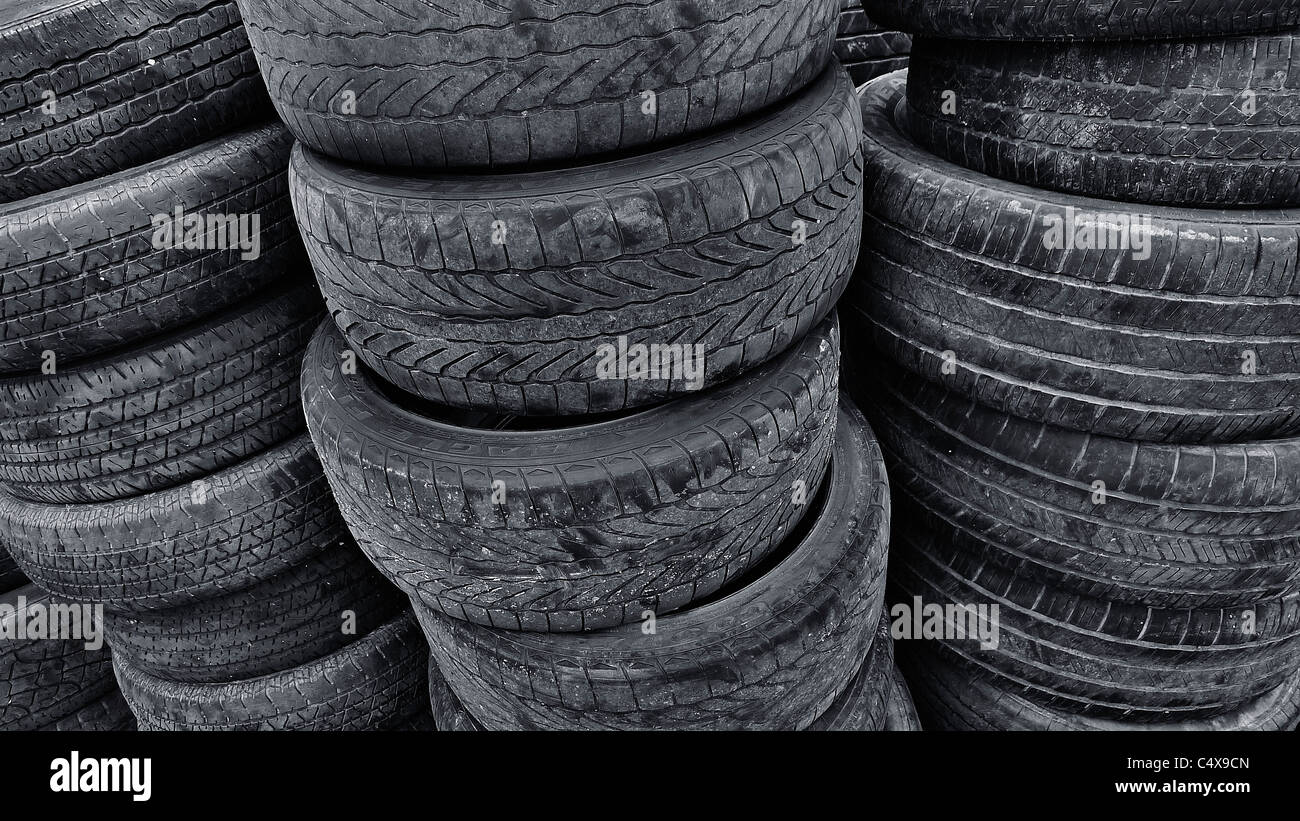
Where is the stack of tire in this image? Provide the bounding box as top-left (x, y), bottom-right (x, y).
top-left (236, 0), bottom-right (920, 729)
top-left (835, 0), bottom-right (911, 88)
top-left (0, 0), bottom-right (427, 731)
top-left (845, 0), bottom-right (1300, 729)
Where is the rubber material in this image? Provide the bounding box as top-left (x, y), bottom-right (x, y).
top-left (238, 0), bottom-right (839, 169)
top-left (808, 611), bottom-right (895, 730)
top-left (0, 541), bottom-right (23, 592)
top-left (837, 0), bottom-right (911, 86)
top-left (304, 315), bottom-right (839, 633)
top-left (883, 664), bottom-right (922, 730)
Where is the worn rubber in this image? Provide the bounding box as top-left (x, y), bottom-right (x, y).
top-left (0, 281), bottom-right (322, 504)
top-left (46, 687), bottom-right (137, 731)
top-left (837, 0), bottom-right (911, 86)
top-left (0, 0), bottom-right (271, 202)
top-left (291, 65), bottom-right (861, 415)
top-left (305, 316), bottom-right (839, 633)
top-left (0, 433), bottom-right (348, 612)
top-left (847, 72), bottom-right (1300, 444)
top-left (860, 0), bottom-right (1300, 39)
top-left (890, 522), bottom-right (1300, 720)
top-left (114, 611), bottom-right (429, 730)
top-left (103, 540), bottom-right (404, 683)
top-left (0, 541), bottom-right (23, 592)
top-left (428, 658), bottom-right (481, 732)
top-left (415, 400), bottom-right (890, 730)
top-left (808, 611), bottom-right (895, 730)
top-left (903, 643), bottom-right (1300, 730)
top-left (1, 583), bottom-right (115, 730)
top-left (853, 367), bottom-right (1300, 609)
top-left (0, 122), bottom-right (301, 375)
top-left (238, 0), bottom-right (839, 169)
top-left (883, 664), bottom-right (922, 730)
top-left (906, 34), bottom-right (1300, 207)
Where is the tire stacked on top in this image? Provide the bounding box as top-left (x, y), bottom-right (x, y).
top-left (835, 0), bottom-right (911, 88)
top-left (0, 0), bottom-right (426, 731)
top-left (844, 2), bottom-right (1300, 729)
top-left (237, 0), bottom-right (917, 729)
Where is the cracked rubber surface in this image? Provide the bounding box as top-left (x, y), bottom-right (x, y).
top-left (0, 0), bottom-right (271, 201)
top-left (114, 610), bottom-right (430, 730)
top-left (903, 643), bottom-right (1300, 730)
top-left (0, 433), bottom-right (349, 612)
top-left (0, 280), bottom-right (323, 504)
top-left (415, 400), bottom-right (890, 730)
top-left (1, 583), bottom-right (115, 730)
top-left (428, 658), bottom-right (481, 732)
top-left (103, 539), bottom-right (404, 683)
top-left (906, 34), bottom-right (1300, 207)
top-left (292, 64), bottom-right (862, 415)
top-left (807, 610), bottom-right (895, 730)
top-left (305, 316), bottom-right (840, 633)
top-left (0, 541), bottom-right (23, 592)
top-left (883, 663), bottom-right (921, 730)
top-left (860, 0), bottom-right (1300, 39)
top-left (0, 122), bottom-right (300, 374)
top-left (853, 366), bottom-right (1300, 609)
top-left (237, 0), bottom-right (839, 169)
top-left (47, 687), bottom-right (137, 731)
top-left (836, 0), bottom-right (911, 86)
top-left (847, 72), bottom-right (1300, 444)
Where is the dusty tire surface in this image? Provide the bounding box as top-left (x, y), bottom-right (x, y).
top-left (860, 0), bottom-right (1300, 39)
top-left (906, 34), bottom-right (1300, 207)
top-left (836, 1), bottom-right (911, 86)
top-left (293, 65), bottom-right (862, 415)
top-left (103, 541), bottom-right (404, 683)
top-left (848, 71), bottom-right (1300, 444)
top-left (415, 400), bottom-right (890, 730)
top-left (807, 610), bottom-right (895, 730)
top-left (238, 0), bottom-right (839, 169)
top-left (0, 0), bottom-right (270, 201)
top-left (0, 433), bottom-right (348, 612)
top-left (428, 659), bottom-right (481, 732)
top-left (0, 542), bottom-right (23, 592)
top-left (114, 611), bottom-right (429, 730)
top-left (853, 367), bottom-right (1300, 609)
top-left (0, 123), bottom-right (300, 374)
top-left (305, 316), bottom-right (839, 633)
top-left (46, 688), bottom-right (137, 731)
top-left (0, 281), bottom-right (323, 504)
top-left (1, 583), bottom-right (114, 730)
top-left (882, 664), bottom-right (921, 730)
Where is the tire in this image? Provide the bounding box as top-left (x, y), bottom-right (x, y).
top-left (903, 643), bottom-right (1300, 731)
top-left (1, 583), bottom-right (115, 730)
top-left (0, 281), bottom-right (322, 504)
top-left (304, 315), bottom-right (840, 633)
top-left (0, 433), bottom-right (346, 612)
top-left (836, 1), bottom-right (912, 86)
top-left (859, 0), bottom-right (1300, 39)
top-left (890, 522), bottom-right (1300, 720)
top-left (0, 0), bottom-right (271, 202)
top-left (114, 611), bottom-right (429, 730)
top-left (847, 71), bottom-right (1300, 444)
top-left (103, 540), bottom-right (404, 683)
top-left (414, 399), bottom-right (890, 730)
top-left (807, 611), bottom-right (895, 730)
top-left (47, 688), bottom-right (137, 731)
top-left (237, 0), bottom-right (840, 169)
top-left (0, 122), bottom-right (301, 375)
top-left (882, 664), bottom-right (922, 730)
top-left (906, 35), bottom-right (1300, 207)
top-left (428, 659), bottom-right (481, 732)
top-left (853, 367), bottom-right (1300, 609)
top-left (0, 542), bottom-right (23, 593)
top-left (292, 64), bottom-right (862, 415)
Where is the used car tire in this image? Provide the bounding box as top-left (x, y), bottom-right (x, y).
top-left (0, 281), bottom-right (323, 504)
top-left (0, 0), bottom-right (270, 201)
top-left (414, 399), bottom-right (890, 730)
top-left (0, 123), bottom-right (300, 374)
top-left (882, 664), bottom-right (922, 730)
top-left (292, 65), bottom-right (862, 415)
top-left (237, 0), bottom-right (839, 169)
top-left (847, 71), bottom-right (1300, 444)
top-left (836, 0), bottom-right (911, 86)
top-left (303, 315), bottom-right (840, 632)
top-left (906, 34), bottom-right (1300, 207)
top-left (807, 611), bottom-right (896, 730)
top-left (0, 542), bottom-right (23, 593)
top-left (48, 688), bottom-right (137, 731)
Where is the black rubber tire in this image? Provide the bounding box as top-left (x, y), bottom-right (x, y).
top-left (0, 0), bottom-right (271, 202)
top-left (0, 281), bottom-right (322, 504)
top-left (890, 522), bottom-right (1300, 720)
top-left (837, 0), bottom-right (911, 86)
top-left (0, 433), bottom-right (347, 612)
top-left (237, 0), bottom-right (839, 170)
top-left (1, 583), bottom-right (115, 730)
top-left (0, 541), bottom-right (23, 593)
top-left (114, 611), bottom-right (429, 730)
top-left (305, 315), bottom-right (839, 633)
top-left (428, 659), bottom-right (481, 732)
top-left (103, 540), bottom-right (404, 683)
top-left (860, 0), bottom-right (1300, 39)
top-left (415, 399), bottom-right (890, 730)
top-left (47, 688), bottom-right (137, 731)
top-left (848, 71), bottom-right (1300, 444)
top-left (0, 122), bottom-right (301, 375)
top-left (853, 367), bottom-right (1300, 609)
top-left (291, 65), bottom-right (861, 416)
top-left (882, 664), bottom-right (922, 730)
top-left (903, 643), bottom-right (1300, 731)
top-left (807, 611), bottom-right (895, 730)
top-left (906, 35), bottom-right (1300, 207)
